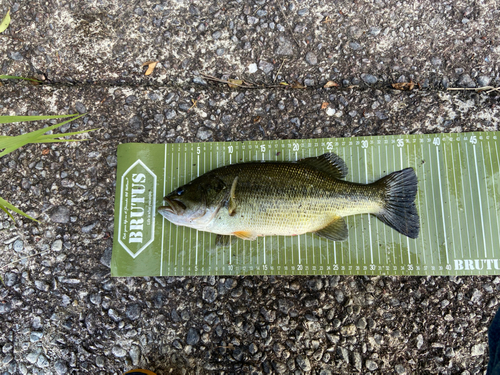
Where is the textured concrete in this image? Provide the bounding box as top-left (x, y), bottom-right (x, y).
top-left (1, 0), bottom-right (499, 374)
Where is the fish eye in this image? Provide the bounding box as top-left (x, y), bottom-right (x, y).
top-left (176, 187), bottom-right (185, 196)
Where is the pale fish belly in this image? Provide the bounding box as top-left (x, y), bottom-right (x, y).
top-left (204, 195), bottom-right (382, 237)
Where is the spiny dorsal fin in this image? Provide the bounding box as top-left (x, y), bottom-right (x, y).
top-left (228, 176), bottom-right (238, 216)
top-left (314, 216), bottom-right (348, 241)
top-left (297, 153), bottom-right (348, 179)
top-left (215, 234), bottom-right (234, 247)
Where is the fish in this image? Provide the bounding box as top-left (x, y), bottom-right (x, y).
top-left (158, 152), bottom-right (419, 246)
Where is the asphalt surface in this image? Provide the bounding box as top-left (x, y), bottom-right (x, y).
top-left (1, 0), bottom-right (500, 374)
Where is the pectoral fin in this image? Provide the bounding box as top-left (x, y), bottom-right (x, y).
top-left (215, 234), bottom-right (234, 247)
top-left (232, 230), bottom-right (257, 241)
top-left (228, 176), bottom-right (238, 216)
top-left (315, 216), bottom-right (348, 241)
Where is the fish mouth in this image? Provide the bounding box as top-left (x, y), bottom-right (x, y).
top-left (158, 197), bottom-right (186, 216)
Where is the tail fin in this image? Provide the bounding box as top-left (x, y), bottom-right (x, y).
top-left (374, 168), bottom-right (420, 239)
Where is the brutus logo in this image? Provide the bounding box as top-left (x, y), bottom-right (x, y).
top-left (454, 259), bottom-right (500, 271)
top-left (118, 159), bottom-right (156, 258)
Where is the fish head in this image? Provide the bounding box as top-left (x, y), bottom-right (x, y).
top-left (158, 174), bottom-right (227, 228)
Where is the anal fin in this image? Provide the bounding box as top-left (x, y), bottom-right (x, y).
top-left (232, 230), bottom-right (257, 241)
top-left (215, 234), bottom-right (234, 247)
top-left (314, 216), bottom-right (348, 241)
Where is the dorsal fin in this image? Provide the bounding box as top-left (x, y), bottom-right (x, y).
top-left (297, 153), bottom-right (348, 179)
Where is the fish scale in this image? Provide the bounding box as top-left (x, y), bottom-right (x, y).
top-left (111, 131), bottom-right (500, 277)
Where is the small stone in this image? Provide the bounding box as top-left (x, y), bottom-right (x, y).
top-left (349, 26), bottom-right (363, 39)
top-left (4, 272), bottom-right (17, 287)
top-left (0, 303), bottom-right (12, 314)
top-left (212, 30), bottom-right (222, 39)
top-left (248, 63), bottom-right (258, 73)
top-left (125, 303), bottom-right (141, 320)
top-left (369, 26), bottom-right (381, 36)
top-left (50, 206), bottom-right (70, 224)
top-left (356, 317), bottom-right (367, 329)
top-left (75, 102), bottom-right (86, 114)
top-left (202, 286), bottom-right (217, 303)
top-left (247, 16), bottom-right (259, 25)
top-left (54, 360), bottom-right (68, 374)
top-left (108, 309), bottom-right (121, 322)
top-left (95, 356), bottom-right (105, 367)
top-left (361, 74), bottom-right (378, 84)
top-left (445, 347), bottom-right (455, 357)
top-left (165, 109), bottom-right (176, 120)
top-left (112, 346), bottom-right (127, 358)
top-left (431, 57), bottom-right (442, 66)
top-left (297, 8), bottom-right (309, 16)
top-left (259, 61), bottom-right (274, 74)
top-left (100, 247), bottom-right (112, 268)
top-left (13, 239), bottom-right (23, 252)
top-left (471, 343), bottom-right (485, 356)
top-left (304, 78), bottom-right (315, 86)
top-left (82, 221), bottom-right (97, 233)
top-left (395, 364), bottom-right (406, 374)
top-left (305, 52), bottom-right (317, 65)
top-left (30, 331), bottom-right (43, 342)
top-left (35, 280), bottom-right (49, 292)
top-left (276, 37), bottom-right (294, 56)
top-left (353, 351), bottom-right (362, 371)
top-left (129, 346), bottom-right (141, 366)
top-left (26, 352), bottom-right (40, 364)
top-left (186, 328), bottom-right (200, 345)
top-left (125, 95), bottom-right (137, 104)
top-left (9, 51), bottom-right (24, 61)
top-left (51, 240), bottom-right (63, 252)
top-left (471, 289), bottom-right (482, 303)
top-left (193, 76), bottom-right (207, 85)
top-left (349, 42), bottom-right (362, 50)
top-left (366, 359), bottom-right (378, 371)
top-left (296, 355), bottom-right (311, 371)
top-left (106, 155), bottom-right (117, 167)
top-left (326, 107), bottom-right (336, 116)
top-left (416, 334), bottom-right (424, 349)
top-left (457, 74), bottom-right (475, 88)
top-left (334, 289), bottom-right (345, 303)
top-left (341, 324), bottom-right (356, 337)
top-left (248, 343), bottom-right (258, 355)
top-left (196, 127), bottom-right (213, 140)
top-left (216, 48), bottom-right (225, 56)
top-left (260, 307), bottom-right (276, 322)
top-left (37, 354), bottom-right (50, 368)
top-left (477, 75), bottom-right (491, 87)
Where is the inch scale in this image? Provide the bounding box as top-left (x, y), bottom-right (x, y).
top-left (111, 131), bottom-right (500, 277)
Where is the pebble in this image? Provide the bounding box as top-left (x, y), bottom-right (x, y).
top-left (95, 356), bottom-right (105, 367)
top-left (477, 75), bottom-right (491, 86)
top-left (216, 48), bottom-right (225, 56)
top-left (193, 77), bottom-right (207, 85)
top-left (9, 51), bottom-right (24, 61)
top-left (416, 334), bottom-right (424, 349)
top-left (471, 343), bottom-right (485, 356)
top-left (366, 359), bottom-right (378, 371)
top-left (305, 52), bottom-right (317, 65)
top-left (13, 239), bottom-right (24, 252)
top-left (248, 63), bottom-right (258, 73)
top-left (75, 102), bottom-right (86, 113)
top-left (395, 364), bottom-right (406, 374)
top-left (353, 351), bottom-right (362, 371)
top-left (50, 206), bottom-right (70, 224)
top-left (129, 346), bottom-right (141, 365)
top-left (112, 346), bottom-right (127, 358)
top-left (326, 107), bottom-right (336, 116)
top-left (37, 354), bottom-right (50, 368)
top-left (276, 37), bottom-right (294, 55)
top-left (51, 240), bottom-right (63, 252)
top-left (196, 127), bottom-right (213, 140)
top-left (203, 286), bottom-right (217, 303)
top-left (54, 360), bottom-right (68, 375)
top-left (165, 109), bottom-right (176, 120)
top-left (26, 351), bottom-right (40, 364)
top-left (431, 57), bottom-right (442, 66)
top-left (35, 280), bottom-right (49, 292)
top-left (457, 74), bottom-right (475, 88)
top-left (106, 155), bottom-right (118, 167)
top-left (30, 331), bottom-right (43, 342)
top-left (304, 78), bottom-right (315, 86)
top-left (126, 303), bottom-right (141, 320)
top-left (4, 272), bottom-right (17, 287)
top-left (297, 8), bottom-right (309, 16)
top-left (296, 355), bottom-right (311, 371)
top-left (186, 328), bottom-right (200, 345)
top-left (361, 74), bottom-right (378, 84)
top-left (259, 61), bottom-right (274, 74)
top-left (369, 26), bottom-right (381, 36)
top-left (212, 30), bottom-right (222, 40)
top-left (82, 221), bottom-right (98, 233)
top-left (341, 324), bottom-right (356, 337)
top-left (349, 42), bottom-right (362, 50)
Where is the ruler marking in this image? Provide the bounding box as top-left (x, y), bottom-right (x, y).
top-left (422, 143), bottom-right (433, 266)
top-left (457, 143), bottom-right (472, 259)
top-left (481, 144), bottom-right (495, 258)
top-left (354, 144), bottom-right (359, 266)
top-left (414, 143), bottom-right (424, 265)
top-left (435, 142), bottom-right (449, 264)
top-left (160, 144), bottom-right (167, 276)
top-left (428, 143), bottom-right (441, 264)
top-left (473, 143), bottom-right (487, 258)
top-left (489, 142), bottom-right (500, 250)
top-left (443, 141), bottom-right (457, 263)
top-left (465, 141), bottom-right (479, 257)
top-left (450, 140), bottom-right (464, 258)
top-left (400, 144), bottom-right (411, 266)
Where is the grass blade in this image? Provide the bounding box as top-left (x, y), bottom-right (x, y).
top-left (0, 75), bottom-right (41, 83)
top-left (0, 197), bottom-right (38, 222)
top-left (0, 114), bottom-right (86, 158)
top-left (0, 114), bottom-right (79, 124)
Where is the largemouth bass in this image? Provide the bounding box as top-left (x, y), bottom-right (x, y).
top-left (158, 153), bottom-right (419, 245)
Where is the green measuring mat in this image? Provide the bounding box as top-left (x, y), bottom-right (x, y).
top-left (111, 131), bottom-right (500, 277)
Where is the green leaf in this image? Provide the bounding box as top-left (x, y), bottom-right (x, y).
top-left (0, 114), bottom-right (86, 158)
top-left (0, 75), bottom-right (41, 83)
top-left (0, 114), bottom-right (78, 124)
top-left (0, 196), bottom-right (38, 222)
top-left (0, 9), bottom-right (10, 33)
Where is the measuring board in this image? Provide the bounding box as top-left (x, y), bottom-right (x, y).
top-left (111, 131), bottom-right (500, 277)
